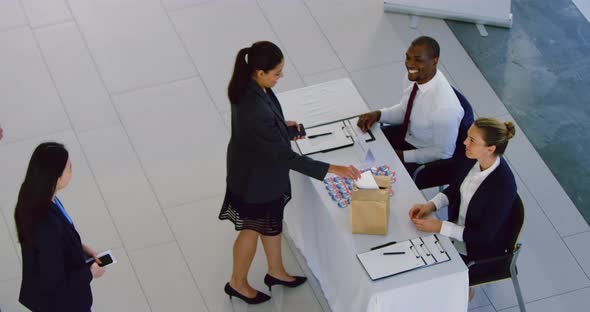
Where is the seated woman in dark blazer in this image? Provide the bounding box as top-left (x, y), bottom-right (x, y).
top-left (219, 41), bottom-right (361, 304)
top-left (408, 117), bottom-right (517, 301)
top-left (15, 142), bottom-right (105, 312)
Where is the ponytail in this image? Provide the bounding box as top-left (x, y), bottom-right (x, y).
top-left (228, 48), bottom-right (252, 105)
top-left (227, 41), bottom-right (284, 105)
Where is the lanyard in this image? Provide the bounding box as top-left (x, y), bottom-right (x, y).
top-left (53, 197), bottom-right (73, 225)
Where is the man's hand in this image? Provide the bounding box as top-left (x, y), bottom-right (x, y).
top-left (356, 111), bottom-right (381, 133)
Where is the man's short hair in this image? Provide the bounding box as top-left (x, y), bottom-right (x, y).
top-left (411, 36), bottom-right (440, 59)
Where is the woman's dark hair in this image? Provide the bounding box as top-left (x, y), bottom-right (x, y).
top-left (15, 142), bottom-right (69, 247)
top-left (228, 41), bottom-right (284, 105)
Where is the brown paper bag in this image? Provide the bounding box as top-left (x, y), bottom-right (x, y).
top-left (350, 176), bottom-right (391, 235)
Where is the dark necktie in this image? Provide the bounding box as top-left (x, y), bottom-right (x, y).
top-left (401, 83), bottom-right (419, 138)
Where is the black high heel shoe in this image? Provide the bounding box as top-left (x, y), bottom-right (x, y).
top-left (264, 274), bottom-right (307, 292)
top-left (224, 283), bottom-right (270, 304)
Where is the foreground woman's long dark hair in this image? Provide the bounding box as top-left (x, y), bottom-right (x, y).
top-left (15, 142), bottom-right (68, 247)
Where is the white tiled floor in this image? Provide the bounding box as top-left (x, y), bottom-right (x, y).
top-left (0, 0), bottom-right (588, 311)
top-left (20, 0), bottom-right (72, 29)
top-left (0, 0), bottom-right (28, 32)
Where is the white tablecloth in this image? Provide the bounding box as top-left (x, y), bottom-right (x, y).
top-left (278, 79), bottom-right (469, 312)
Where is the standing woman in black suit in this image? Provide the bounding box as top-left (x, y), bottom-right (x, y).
top-left (15, 142), bottom-right (105, 311)
top-left (219, 41), bottom-right (361, 304)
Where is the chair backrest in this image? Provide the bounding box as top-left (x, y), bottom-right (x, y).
top-left (452, 88), bottom-right (474, 159)
top-left (506, 194), bottom-right (525, 252)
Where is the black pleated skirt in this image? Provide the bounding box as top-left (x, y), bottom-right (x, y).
top-left (218, 188), bottom-right (291, 236)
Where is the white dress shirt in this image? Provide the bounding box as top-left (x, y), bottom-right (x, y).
top-left (380, 70), bottom-right (464, 164)
top-left (430, 156), bottom-right (501, 255)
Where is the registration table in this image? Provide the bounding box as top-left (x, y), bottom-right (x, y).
top-left (277, 79), bottom-right (468, 312)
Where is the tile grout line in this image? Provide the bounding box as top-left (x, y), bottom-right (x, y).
top-left (419, 19), bottom-right (590, 310)
top-left (52, 1), bottom-right (185, 310)
top-left (128, 1), bottom-right (238, 310)
top-left (255, 0), bottom-right (340, 83)
top-left (124, 239), bottom-right (177, 254)
top-left (563, 242), bottom-right (590, 281)
top-left (300, 0), bottom-right (350, 77)
top-left (501, 127), bottom-right (590, 240)
top-left (0, 23), bottom-right (30, 34)
top-left (29, 18), bottom-right (75, 30)
top-left (255, 3), bottom-right (336, 310)
top-left (30, 14), bottom-right (158, 312)
top-left (255, 0), bottom-right (306, 92)
top-left (253, 3), bottom-right (338, 308)
top-left (0, 206), bottom-right (22, 275)
top-left (0, 0), bottom-right (42, 276)
top-left (480, 286), bottom-right (498, 312)
top-left (0, 127), bottom-right (71, 147)
top-left (161, 192), bottom-right (226, 212)
top-left (160, 0), bottom-right (230, 134)
top-left (0, 0), bottom-right (30, 36)
top-left (299, 0), bottom-right (407, 109)
top-left (163, 0), bottom-right (216, 13)
top-left (503, 156), bottom-right (590, 284)
top-left (495, 285), bottom-right (590, 311)
top-left (469, 304), bottom-right (495, 312)
top-left (283, 226), bottom-right (332, 312)
top-left (562, 229), bottom-right (590, 239)
top-left (110, 74), bottom-right (200, 97)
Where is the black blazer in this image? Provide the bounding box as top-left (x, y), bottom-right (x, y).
top-left (226, 81), bottom-right (329, 203)
top-left (19, 202), bottom-right (93, 312)
top-left (443, 157), bottom-right (517, 260)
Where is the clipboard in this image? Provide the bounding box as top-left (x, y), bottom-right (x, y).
top-left (357, 234), bottom-right (451, 281)
top-left (295, 117), bottom-right (375, 155)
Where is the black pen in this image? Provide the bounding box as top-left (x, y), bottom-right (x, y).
top-left (383, 252), bottom-right (406, 255)
top-left (370, 241), bottom-right (397, 250)
top-left (308, 132), bottom-right (333, 139)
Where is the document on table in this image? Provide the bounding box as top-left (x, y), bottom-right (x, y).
top-left (357, 234), bottom-right (451, 281)
top-left (348, 116), bottom-right (376, 143)
top-left (295, 117), bottom-right (375, 156)
top-left (296, 121), bottom-right (354, 155)
top-left (356, 171), bottom-right (379, 189)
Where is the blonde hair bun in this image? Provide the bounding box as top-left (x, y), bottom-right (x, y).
top-left (504, 121), bottom-right (516, 140)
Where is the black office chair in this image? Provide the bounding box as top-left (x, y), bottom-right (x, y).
top-left (412, 88), bottom-right (474, 189)
top-left (467, 194), bottom-right (527, 312)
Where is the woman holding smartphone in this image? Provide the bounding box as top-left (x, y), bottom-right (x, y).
top-left (15, 142), bottom-right (105, 311)
top-left (219, 41), bottom-right (360, 304)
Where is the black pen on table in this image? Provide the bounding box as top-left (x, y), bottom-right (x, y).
top-left (370, 241), bottom-right (397, 250)
top-left (307, 132), bottom-right (333, 139)
top-left (383, 252), bottom-right (406, 255)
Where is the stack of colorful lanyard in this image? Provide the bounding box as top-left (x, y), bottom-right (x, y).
top-left (322, 165), bottom-right (397, 208)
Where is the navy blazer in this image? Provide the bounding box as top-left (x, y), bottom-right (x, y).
top-left (443, 157), bottom-right (517, 260)
top-left (226, 81), bottom-right (329, 203)
top-left (19, 202), bottom-right (93, 312)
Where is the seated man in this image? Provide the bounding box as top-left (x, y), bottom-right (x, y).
top-left (357, 36), bottom-right (464, 176)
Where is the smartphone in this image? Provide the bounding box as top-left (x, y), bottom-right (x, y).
top-left (86, 250), bottom-right (117, 267)
top-left (287, 124), bottom-right (306, 139)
